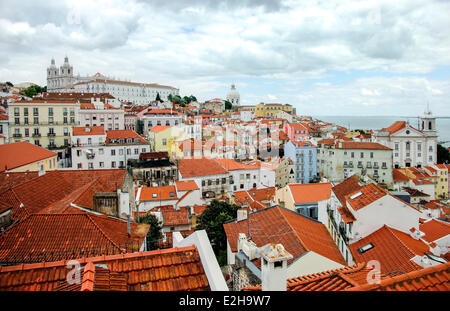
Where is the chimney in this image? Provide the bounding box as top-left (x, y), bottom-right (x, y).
top-left (409, 227), bottom-right (421, 240)
top-left (260, 243), bottom-right (293, 291)
top-left (237, 208), bottom-right (247, 221)
top-left (429, 242), bottom-right (441, 256)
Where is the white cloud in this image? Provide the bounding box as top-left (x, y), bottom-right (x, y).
top-left (0, 0), bottom-right (449, 114)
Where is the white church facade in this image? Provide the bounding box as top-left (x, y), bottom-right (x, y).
top-left (46, 56), bottom-right (179, 105)
top-left (375, 108), bottom-right (438, 168)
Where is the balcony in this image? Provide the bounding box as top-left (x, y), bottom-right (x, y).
top-left (373, 163), bottom-right (379, 169)
top-left (13, 133), bottom-right (22, 138)
top-left (357, 163), bottom-right (363, 169)
top-left (32, 133), bottom-right (41, 137)
top-left (366, 163), bottom-right (372, 168)
top-left (47, 133), bottom-right (56, 137)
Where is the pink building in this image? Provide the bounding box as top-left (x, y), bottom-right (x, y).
top-left (283, 123), bottom-right (309, 142)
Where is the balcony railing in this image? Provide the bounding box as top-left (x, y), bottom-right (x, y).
top-left (13, 133), bottom-right (22, 137)
top-left (47, 133), bottom-right (56, 137)
top-left (32, 133), bottom-right (41, 137)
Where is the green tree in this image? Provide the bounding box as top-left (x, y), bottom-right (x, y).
top-left (189, 95), bottom-right (197, 102)
top-left (224, 100), bottom-right (232, 110)
top-left (5, 81), bottom-right (13, 87)
top-left (183, 96), bottom-right (191, 104)
top-left (155, 92), bottom-right (162, 102)
top-left (196, 200), bottom-right (239, 266)
top-left (437, 144), bottom-right (450, 164)
top-left (138, 214), bottom-right (163, 251)
top-left (167, 94), bottom-right (173, 102)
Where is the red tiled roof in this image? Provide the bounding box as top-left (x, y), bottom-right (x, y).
top-left (349, 225), bottom-right (428, 274)
top-left (393, 169), bottom-right (410, 182)
top-left (382, 121), bottom-right (407, 135)
top-left (0, 171), bottom-right (39, 194)
top-left (288, 183), bottom-right (333, 204)
top-left (136, 186), bottom-right (178, 201)
top-left (340, 142), bottom-right (392, 150)
top-left (214, 158), bottom-right (259, 171)
top-left (106, 130), bottom-right (147, 143)
top-left (224, 206), bottom-right (346, 266)
top-left (0, 142), bottom-right (57, 172)
top-left (72, 126), bottom-right (105, 136)
top-left (332, 175), bottom-right (361, 206)
top-left (345, 183), bottom-right (387, 211)
top-left (347, 261), bottom-right (450, 291)
top-left (178, 158), bottom-right (228, 178)
top-left (0, 169), bottom-right (126, 219)
top-left (0, 245), bottom-right (209, 291)
top-left (420, 219), bottom-right (450, 243)
top-left (175, 180), bottom-right (199, 191)
top-left (161, 206), bottom-right (190, 226)
top-left (0, 213), bottom-right (149, 265)
top-left (150, 125), bottom-right (171, 133)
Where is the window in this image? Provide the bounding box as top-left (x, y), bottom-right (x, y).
top-left (23, 108), bottom-right (28, 116)
top-left (127, 149), bottom-right (131, 155)
top-left (119, 149), bottom-right (124, 155)
top-left (111, 161), bottom-right (116, 168)
top-left (14, 107), bottom-right (19, 116)
top-left (351, 152), bottom-right (354, 158)
top-left (162, 138), bottom-right (167, 146)
top-left (48, 107), bottom-right (53, 116)
top-left (33, 108), bottom-right (38, 115)
top-left (24, 128), bottom-right (29, 137)
top-left (88, 163), bottom-right (94, 169)
top-left (111, 149), bottom-right (116, 156)
top-left (99, 162), bottom-right (104, 168)
top-left (34, 117), bottom-right (39, 124)
top-left (14, 117), bottom-right (19, 125)
top-left (134, 148), bottom-right (138, 155)
top-left (358, 243), bottom-right (374, 254)
top-left (360, 152), bottom-right (364, 158)
top-left (77, 163), bottom-right (82, 169)
top-left (70, 117), bottom-right (75, 124)
top-left (99, 148), bottom-right (104, 155)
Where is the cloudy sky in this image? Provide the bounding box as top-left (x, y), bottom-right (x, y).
top-left (1, 0), bottom-right (450, 116)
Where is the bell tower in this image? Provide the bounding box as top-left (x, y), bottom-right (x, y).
top-left (420, 104), bottom-right (436, 136)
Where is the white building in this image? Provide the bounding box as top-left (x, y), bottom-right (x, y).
top-left (141, 109), bottom-right (185, 136)
top-left (71, 127), bottom-right (150, 170)
top-left (79, 98), bottom-right (125, 131)
top-left (317, 140), bottom-right (393, 186)
top-left (375, 109), bottom-right (437, 168)
top-left (47, 57), bottom-right (179, 105)
top-left (226, 84), bottom-right (240, 106)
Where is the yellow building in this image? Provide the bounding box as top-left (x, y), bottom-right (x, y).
top-left (8, 99), bottom-right (80, 150)
top-left (434, 164), bottom-right (448, 199)
top-left (0, 141), bottom-right (58, 172)
top-left (254, 103), bottom-right (294, 118)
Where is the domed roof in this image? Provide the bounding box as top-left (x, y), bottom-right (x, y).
top-left (226, 84), bottom-right (240, 98)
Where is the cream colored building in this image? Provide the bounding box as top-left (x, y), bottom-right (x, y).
top-left (8, 99), bottom-right (80, 153)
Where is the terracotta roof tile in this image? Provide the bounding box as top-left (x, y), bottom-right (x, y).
top-left (288, 183), bottom-right (333, 204)
top-left (349, 225), bottom-right (428, 274)
top-left (381, 121), bottom-right (407, 135)
top-left (0, 169), bottom-right (126, 221)
top-left (178, 158), bottom-right (228, 178)
top-left (136, 186), bottom-right (178, 201)
top-left (106, 130), bottom-right (147, 143)
top-left (224, 206), bottom-right (346, 266)
top-left (175, 180), bottom-right (199, 191)
top-left (72, 126), bottom-right (105, 136)
top-left (345, 183), bottom-right (387, 211)
top-left (0, 246), bottom-right (209, 291)
top-left (0, 142), bottom-right (57, 172)
top-left (0, 213), bottom-right (149, 265)
top-left (419, 219), bottom-right (450, 243)
top-left (347, 261), bottom-right (450, 291)
top-left (160, 206), bottom-right (190, 226)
